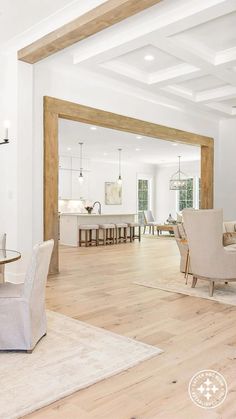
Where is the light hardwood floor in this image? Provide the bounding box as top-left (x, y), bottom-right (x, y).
top-left (26, 237), bottom-right (236, 419)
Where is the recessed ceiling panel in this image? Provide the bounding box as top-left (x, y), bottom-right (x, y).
top-left (173, 12), bottom-right (236, 52)
top-left (114, 44), bottom-right (183, 73)
top-left (176, 75), bottom-right (226, 93)
top-left (219, 98), bottom-right (236, 108)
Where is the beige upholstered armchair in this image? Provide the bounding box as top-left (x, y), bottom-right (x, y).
top-left (173, 224), bottom-right (190, 275)
top-left (183, 209), bottom-right (236, 296)
top-left (0, 240), bottom-right (54, 352)
top-left (0, 233), bottom-right (6, 283)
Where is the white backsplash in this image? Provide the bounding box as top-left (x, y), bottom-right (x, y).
top-left (59, 199), bottom-right (86, 213)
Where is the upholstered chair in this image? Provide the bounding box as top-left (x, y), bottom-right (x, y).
top-left (183, 209), bottom-right (236, 296)
top-left (0, 233), bottom-right (6, 283)
top-left (0, 240), bottom-right (54, 352)
top-left (173, 224), bottom-right (191, 275)
top-left (143, 210), bottom-right (159, 234)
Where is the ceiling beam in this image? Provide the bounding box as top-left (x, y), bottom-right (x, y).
top-left (18, 0), bottom-right (162, 64)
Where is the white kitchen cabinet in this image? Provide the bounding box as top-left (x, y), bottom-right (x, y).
top-left (59, 156), bottom-right (71, 170)
top-left (71, 157), bottom-right (80, 170)
top-left (59, 169), bottom-right (72, 199)
top-left (59, 155), bottom-right (90, 200)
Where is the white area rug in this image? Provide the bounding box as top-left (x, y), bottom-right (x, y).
top-left (134, 273), bottom-right (236, 306)
top-left (0, 311), bottom-right (162, 419)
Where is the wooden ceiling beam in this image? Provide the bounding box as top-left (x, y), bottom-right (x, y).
top-left (18, 0), bottom-right (162, 64)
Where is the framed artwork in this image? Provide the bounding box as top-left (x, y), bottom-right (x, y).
top-left (105, 182), bottom-right (122, 205)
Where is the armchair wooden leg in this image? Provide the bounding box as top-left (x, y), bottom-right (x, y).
top-left (209, 281), bottom-right (215, 297)
top-left (191, 276), bottom-right (198, 288)
top-left (185, 250), bottom-right (190, 284)
top-left (138, 226), bottom-right (141, 242)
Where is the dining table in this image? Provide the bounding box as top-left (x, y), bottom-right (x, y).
top-left (0, 249), bottom-right (21, 265)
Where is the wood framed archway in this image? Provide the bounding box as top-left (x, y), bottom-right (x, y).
top-left (44, 96), bottom-right (214, 274)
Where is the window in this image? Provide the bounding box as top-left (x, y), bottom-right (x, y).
top-left (178, 178), bottom-right (194, 211)
top-left (177, 177), bottom-right (201, 212)
top-left (138, 179), bottom-right (149, 224)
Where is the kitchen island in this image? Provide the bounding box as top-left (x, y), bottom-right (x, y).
top-left (59, 213), bottom-right (137, 246)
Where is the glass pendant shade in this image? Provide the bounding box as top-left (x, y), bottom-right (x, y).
top-left (78, 142), bottom-right (84, 183)
top-left (117, 148), bottom-right (122, 185)
top-left (169, 156), bottom-right (188, 190)
top-left (117, 175), bottom-right (122, 185)
top-left (78, 172), bottom-right (84, 184)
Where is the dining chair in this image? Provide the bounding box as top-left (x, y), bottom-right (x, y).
top-left (143, 210), bottom-right (159, 234)
top-left (0, 239), bottom-right (54, 352)
top-left (0, 233), bottom-right (6, 283)
top-left (173, 224), bottom-right (192, 284)
top-left (183, 209), bottom-right (236, 296)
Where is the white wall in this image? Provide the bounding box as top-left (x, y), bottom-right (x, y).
top-left (215, 120), bottom-right (236, 220)
top-left (155, 160), bottom-right (201, 223)
top-left (59, 157), bottom-right (156, 215)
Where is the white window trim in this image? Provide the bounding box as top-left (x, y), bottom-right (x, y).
top-left (176, 176), bottom-right (200, 212)
top-left (136, 174), bottom-right (153, 214)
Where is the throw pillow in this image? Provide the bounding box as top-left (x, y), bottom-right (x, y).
top-left (223, 232), bottom-right (236, 246)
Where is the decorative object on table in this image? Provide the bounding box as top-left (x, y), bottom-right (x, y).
top-left (169, 156), bottom-right (188, 190)
top-left (78, 142), bottom-right (84, 183)
top-left (0, 120), bottom-right (10, 145)
top-left (84, 205), bottom-right (93, 214)
top-left (166, 213), bottom-right (177, 224)
top-left (105, 182), bottom-right (122, 205)
top-left (117, 148), bottom-right (122, 185)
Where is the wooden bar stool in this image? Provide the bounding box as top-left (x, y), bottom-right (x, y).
top-left (99, 224), bottom-right (116, 245)
top-left (115, 223), bottom-right (128, 244)
top-left (79, 224), bottom-right (99, 247)
top-left (127, 222), bottom-right (141, 242)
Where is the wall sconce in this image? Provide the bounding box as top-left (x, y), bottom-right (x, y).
top-left (0, 121), bottom-right (10, 145)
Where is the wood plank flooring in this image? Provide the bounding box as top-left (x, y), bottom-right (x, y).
top-left (26, 236), bottom-right (236, 419)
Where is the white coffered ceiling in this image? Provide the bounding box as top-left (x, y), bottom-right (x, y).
top-left (61, 0), bottom-right (236, 118)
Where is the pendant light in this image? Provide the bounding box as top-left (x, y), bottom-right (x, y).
top-left (117, 148), bottom-right (122, 185)
top-left (169, 156), bottom-right (188, 190)
top-left (78, 142), bottom-right (84, 183)
top-left (0, 120), bottom-right (10, 145)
